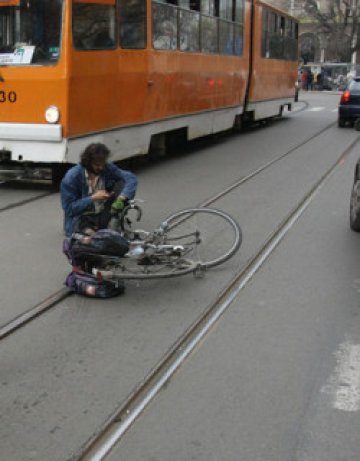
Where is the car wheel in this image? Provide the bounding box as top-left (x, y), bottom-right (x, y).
top-left (338, 117), bottom-right (346, 127)
top-left (350, 179), bottom-right (360, 231)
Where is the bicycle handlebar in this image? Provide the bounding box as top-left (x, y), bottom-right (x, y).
top-left (119, 202), bottom-right (143, 234)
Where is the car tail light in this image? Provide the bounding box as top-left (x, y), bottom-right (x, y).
top-left (341, 90), bottom-right (351, 104)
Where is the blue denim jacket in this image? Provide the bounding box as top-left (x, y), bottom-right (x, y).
top-left (60, 163), bottom-right (137, 236)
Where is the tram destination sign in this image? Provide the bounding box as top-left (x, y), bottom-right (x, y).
top-left (0, 46), bottom-right (34, 65)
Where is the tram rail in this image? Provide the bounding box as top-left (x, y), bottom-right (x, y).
top-left (0, 288), bottom-right (71, 341)
top-left (0, 189), bottom-right (55, 213)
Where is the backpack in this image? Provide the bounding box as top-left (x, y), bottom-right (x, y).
top-left (65, 270), bottom-right (125, 298)
top-left (63, 229), bottom-right (128, 298)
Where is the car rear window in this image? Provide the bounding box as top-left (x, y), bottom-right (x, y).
top-left (349, 80), bottom-right (360, 91)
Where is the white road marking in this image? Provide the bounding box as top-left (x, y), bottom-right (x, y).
top-left (321, 340), bottom-right (360, 411)
top-left (308, 107), bottom-right (325, 112)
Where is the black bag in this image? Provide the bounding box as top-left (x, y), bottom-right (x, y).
top-left (72, 229), bottom-right (129, 256)
top-left (67, 229), bottom-right (129, 270)
top-left (65, 271), bottom-right (125, 298)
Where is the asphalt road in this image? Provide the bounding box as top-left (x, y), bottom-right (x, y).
top-left (109, 106), bottom-right (360, 461)
top-left (1, 91), bottom-right (360, 461)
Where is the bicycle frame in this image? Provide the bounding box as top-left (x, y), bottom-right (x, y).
top-left (71, 202), bottom-right (242, 281)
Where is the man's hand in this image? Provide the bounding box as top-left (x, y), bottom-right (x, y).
top-left (91, 190), bottom-right (111, 201)
top-left (111, 197), bottom-right (125, 211)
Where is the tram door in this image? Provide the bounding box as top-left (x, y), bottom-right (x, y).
top-left (115, 0), bottom-right (148, 124)
top-left (68, 0), bottom-right (118, 136)
top-left (68, 0), bottom-right (149, 138)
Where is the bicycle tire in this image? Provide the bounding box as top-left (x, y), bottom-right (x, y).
top-left (160, 207), bottom-right (242, 268)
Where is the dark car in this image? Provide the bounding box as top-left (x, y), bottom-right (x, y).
top-left (350, 157), bottom-right (360, 231)
top-left (338, 78), bottom-right (360, 127)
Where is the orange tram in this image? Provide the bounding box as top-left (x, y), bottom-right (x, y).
top-left (0, 0), bottom-right (298, 181)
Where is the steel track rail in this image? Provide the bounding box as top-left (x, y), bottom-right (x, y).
top-left (0, 191), bottom-right (55, 213)
top-left (0, 288), bottom-right (71, 340)
top-left (198, 120), bottom-right (336, 208)
top-left (73, 135), bottom-right (360, 461)
top-left (0, 121), bottom-right (339, 342)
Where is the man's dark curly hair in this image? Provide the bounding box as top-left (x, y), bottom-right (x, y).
top-left (80, 143), bottom-right (110, 169)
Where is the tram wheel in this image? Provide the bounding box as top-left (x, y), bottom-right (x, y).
top-left (52, 164), bottom-right (71, 189)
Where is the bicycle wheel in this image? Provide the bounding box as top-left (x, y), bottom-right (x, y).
top-left (99, 256), bottom-right (198, 280)
top-left (160, 207), bottom-right (242, 268)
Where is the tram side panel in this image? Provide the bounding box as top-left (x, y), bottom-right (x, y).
top-left (143, 0), bottom-right (252, 142)
top-left (66, 0), bottom-right (252, 164)
top-left (245, 0), bottom-right (298, 121)
top-left (144, 53), bottom-right (249, 136)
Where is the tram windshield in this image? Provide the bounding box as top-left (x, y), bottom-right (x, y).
top-left (0, 0), bottom-right (63, 66)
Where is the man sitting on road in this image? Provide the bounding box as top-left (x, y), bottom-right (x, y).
top-left (60, 143), bottom-right (138, 237)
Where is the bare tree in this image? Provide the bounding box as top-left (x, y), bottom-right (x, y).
top-left (303, 0), bottom-right (360, 61)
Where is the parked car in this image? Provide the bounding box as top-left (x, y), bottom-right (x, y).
top-left (338, 77), bottom-right (360, 127)
top-left (350, 157), bottom-right (360, 231)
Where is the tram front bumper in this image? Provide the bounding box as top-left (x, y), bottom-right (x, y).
top-left (0, 163), bottom-right (52, 181)
top-left (0, 123), bottom-right (62, 142)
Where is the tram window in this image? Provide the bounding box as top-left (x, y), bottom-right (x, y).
top-left (200, 0), bottom-right (215, 15)
top-left (284, 18), bottom-right (291, 60)
top-left (235, 0), bottom-right (243, 23)
top-left (179, 8), bottom-right (200, 52)
top-left (118, 0), bottom-right (146, 49)
top-left (269, 32), bottom-right (283, 58)
top-left (280, 16), bottom-right (285, 34)
top-left (153, 1), bottom-right (177, 50)
top-left (0, 0), bottom-right (63, 65)
top-left (200, 0), bottom-right (209, 14)
top-left (201, 15), bottom-right (218, 53)
top-left (0, 7), bottom-right (13, 50)
top-left (287, 19), bottom-right (298, 61)
top-left (190, 0), bottom-right (200, 10)
top-left (267, 11), bottom-right (275, 34)
top-left (234, 23), bottom-right (242, 56)
top-left (261, 9), bottom-right (268, 57)
top-left (262, 9), bottom-right (297, 61)
top-left (219, 0), bottom-right (232, 19)
top-left (219, 20), bottom-right (233, 55)
top-left (72, 2), bottom-right (116, 51)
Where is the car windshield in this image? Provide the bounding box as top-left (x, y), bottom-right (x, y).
top-left (0, 0), bottom-right (63, 66)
